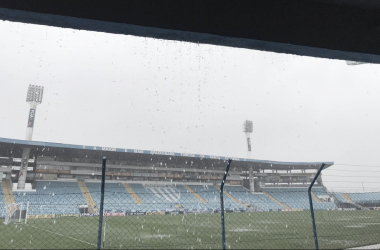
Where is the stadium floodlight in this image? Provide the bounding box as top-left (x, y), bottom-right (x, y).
top-left (18, 85), bottom-right (44, 190)
top-left (26, 84), bottom-right (44, 104)
top-left (243, 120), bottom-right (253, 133)
top-left (25, 84), bottom-right (44, 141)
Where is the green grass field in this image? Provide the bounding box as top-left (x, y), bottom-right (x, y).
top-left (0, 210), bottom-right (379, 249)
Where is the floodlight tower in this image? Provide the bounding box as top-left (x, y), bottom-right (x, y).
top-left (243, 120), bottom-right (254, 192)
top-left (243, 120), bottom-right (253, 159)
top-left (17, 85), bottom-right (44, 190)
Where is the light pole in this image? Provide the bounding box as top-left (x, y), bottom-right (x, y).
top-left (17, 85), bottom-right (44, 190)
top-left (243, 120), bottom-right (253, 159)
top-left (243, 120), bottom-right (254, 192)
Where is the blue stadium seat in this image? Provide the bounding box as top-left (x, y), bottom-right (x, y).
top-left (348, 192), bottom-right (380, 204)
top-left (223, 185), bottom-right (283, 211)
top-left (263, 187), bottom-right (337, 210)
top-left (0, 183), bottom-right (6, 218)
top-left (87, 182), bottom-right (141, 212)
top-left (4, 181), bottom-right (339, 216)
top-left (13, 181), bottom-right (86, 215)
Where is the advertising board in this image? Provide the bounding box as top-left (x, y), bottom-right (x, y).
top-left (27, 109), bottom-right (35, 127)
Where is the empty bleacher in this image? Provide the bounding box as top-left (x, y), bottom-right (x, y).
top-left (187, 185), bottom-right (219, 210)
top-left (0, 182), bottom-right (6, 218)
top-left (189, 185), bottom-right (244, 211)
top-left (0, 180), bottom-right (344, 215)
top-left (129, 183), bottom-right (216, 212)
top-left (168, 184), bottom-right (208, 211)
top-left (333, 192), bottom-right (347, 203)
top-left (183, 185), bottom-right (207, 204)
top-left (86, 182), bottom-right (139, 212)
top-left (123, 183), bottom-right (143, 204)
top-left (13, 181), bottom-right (86, 215)
top-left (263, 187), bottom-right (337, 210)
top-left (129, 183), bottom-right (177, 211)
top-left (332, 192), bottom-right (380, 208)
top-left (223, 185), bottom-right (283, 211)
top-left (311, 187), bottom-right (337, 209)
top-left (347, 192), bottom-right (380, 206)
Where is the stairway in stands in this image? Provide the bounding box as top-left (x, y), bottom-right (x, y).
top-left (78, 181), bottom-right (98, 213)
top-left (343, 193), bottom-right (369, 210)
top-left (176, 204), bottom-right (184, 209)
top-left (214, 185), bottom-right (247, 208)
top-left (343, 193), bottom-right (352, 202)
top-left (184, 185), bottom-right (207, 204)
top-left (1, 179), bottom-right (17, 208)
top-left (262, 191), bottom-right (291, 210)
top-left (123, 183), bottom-right (143, 204)
top-left (311, 191), bottom-right (322, 202)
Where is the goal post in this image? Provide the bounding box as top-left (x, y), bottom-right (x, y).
top-left (3, 202), bottom-right (29, 225)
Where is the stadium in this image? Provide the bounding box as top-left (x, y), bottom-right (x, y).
top-left (1, 133), bottom-right (380, 249)
top-left (1, 2), bottom-right (380, 249)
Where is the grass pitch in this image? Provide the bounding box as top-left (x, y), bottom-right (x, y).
top-left (0, 210), bottom-right (379, 249)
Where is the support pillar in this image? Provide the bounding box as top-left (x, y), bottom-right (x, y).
top-left (17, 148), bottom-right (30, 189)
top-left (249, 166), bottom-right (254, 192)
top-left (245, 132), bottom-right (252, 159)
top-left (18, 85), bottom-right (43, 190)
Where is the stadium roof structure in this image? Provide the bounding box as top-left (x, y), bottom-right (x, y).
top-left (0, 1), bottom-right (380, 64)
top-left (0, 137), bottom-right (333, 171)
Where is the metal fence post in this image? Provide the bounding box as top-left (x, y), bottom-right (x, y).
top-left (97, 157), bottom-right (107, 249)
top-left (220, 159), bottom-right (232, 250)
top-left (308, 162), bottom-right (325, 250)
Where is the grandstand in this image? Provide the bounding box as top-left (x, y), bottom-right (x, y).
top-left (0, 136), bottom-right (341, 215)
top-left (1, 137), bottom-right (380, 249)
top-left (1, 136), bottom-right (379, 216)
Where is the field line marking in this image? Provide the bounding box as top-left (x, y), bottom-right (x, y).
top-left (348, 243), bottom-right (380, 250)
top-left (25, 224), bottom-right (97, 247)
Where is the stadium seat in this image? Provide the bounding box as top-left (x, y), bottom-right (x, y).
top-left (223, 185), bottom-right (283, 211)
top-left (263, 187), bottom-right (337, 210)
top-left (13, 181), bottom-right (87, 215)
top-left (0, 183), bottom-right (6, 218)
top-left (4, 181), bottom-right (340, 216)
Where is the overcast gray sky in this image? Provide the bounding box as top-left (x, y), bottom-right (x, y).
top-left (1, 21), bottom-right (380, 192)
